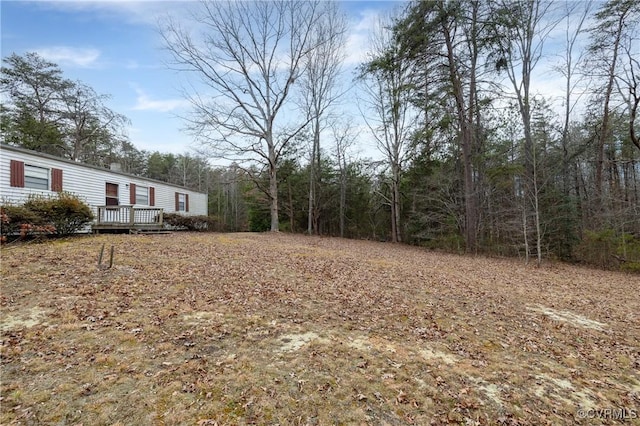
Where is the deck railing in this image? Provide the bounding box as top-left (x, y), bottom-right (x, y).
top-left (96, 206), bottom-right (164, 226)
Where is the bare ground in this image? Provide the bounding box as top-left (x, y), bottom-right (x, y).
top-left (1, 232), bottom-right (639, 425)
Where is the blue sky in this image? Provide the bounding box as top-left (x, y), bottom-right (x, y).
top-left (2, 1), bottom-right (603, 164)
top-left (1, 1), bottom-right (401, 159)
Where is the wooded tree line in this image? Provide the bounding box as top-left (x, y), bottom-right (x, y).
top-left (2, 0), bottom-right (639, 271)
top-left (1, 53), bottom-right (140, 170)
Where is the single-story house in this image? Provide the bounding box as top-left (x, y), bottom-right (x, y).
top-left (0, 143), bottom-right (208, 232)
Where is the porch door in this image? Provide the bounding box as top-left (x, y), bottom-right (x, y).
top-left (106, 183), bottom-right (119, 206)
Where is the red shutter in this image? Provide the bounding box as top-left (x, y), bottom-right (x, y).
top-left (10, 160), bottom-right (25, 188)
top-left (51, 168), bottom-right (63, 192)
top-left (186, 194), bottom-right (189, 212)
top-left (175, 192), bottom-right (179, 211)
top-left (149, 187), bottom-right (155, 206)
top-left (130, 183), bottom-right (136, 204)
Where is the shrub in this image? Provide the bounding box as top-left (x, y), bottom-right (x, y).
top-left (23, 192), bottom-right (94, 236)
top-left (164, 213), bottom-right (219, 232)
top-left (0, 204), bottom-right (58, 241)
top-left (1, 204), bottom-right (42, 228)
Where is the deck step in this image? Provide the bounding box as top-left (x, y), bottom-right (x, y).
top-left (130, 229), bottom-right (173, 235)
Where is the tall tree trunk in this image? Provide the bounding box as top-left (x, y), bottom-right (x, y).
top-left (391, 166), bottom-right (402, 243)
top-left (307, 117), bottom-right (322, 235)
top-left (339, 160), bottom-right (346, 238)
top-left (443, 24), bottom-right (477, 253)
top-left (307, 145), bottom-right (315, 234)
top-left (289, 180), bottom-right (295, 232)
top-left (595, 11), bottom-right (625, 209)
top-left (268, 140), bottom-right (279, 232)
top-left (528, 99), bottom-right (544, 266)
top-left (468, 3), bottom-right (480, 253)
top-left (522, 203), bottom-right (530, 264)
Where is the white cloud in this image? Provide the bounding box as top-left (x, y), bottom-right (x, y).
top-left (36, 46), bottom-right (100, 68)
top-left (131, 87), bottom-right (189, 112)
top-left (343, 5), bottom-right (406, 68)
top-left (344, 9), bottom-right (382, 67)
top-left (37, 0), bottom-right (195, 27)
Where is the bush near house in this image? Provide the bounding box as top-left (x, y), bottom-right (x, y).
top-left (0, 205), bottom-right (54, 241)
top-left (1, 205), bottom-right (43, 235)
top-left (0, 193), bottom-right (93, 241)
top-left (163, 213), bottom-right (219, 232)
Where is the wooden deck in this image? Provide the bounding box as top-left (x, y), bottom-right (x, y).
top-left (92, 206), bottom-right (164, 233)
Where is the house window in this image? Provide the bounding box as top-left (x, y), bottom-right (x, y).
top-left (24, 165), bottom-right (49, 190)
top-left (10, 160), bottom-right (63, 192)
top-left (178, 193), bottom-right (186, 211)
top-left (106, 183), bottom-right (119, 206)
top-left (136, 185), bottom-right (149, 205)
top-left (175, 192), bottom-right (189, 212)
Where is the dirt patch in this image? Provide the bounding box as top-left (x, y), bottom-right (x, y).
top-left (526, 304), bottom-right (607, 330)
top-left (277, 332), bottom-right (326, 352)
top-left (0, 307), bottom-right (48, 331)
top-left (182, 311), bottom-right (220, 325)
top-left (347, 336), bottom-right (372, 351)
top-left (533, 374), bottom-right (598, 410)
top-left (346, 335), bottom-right (399, 354)
top-left (419, 345), bottom-right (459, 365)
top-left (479, 383), bottom-right (504, 406)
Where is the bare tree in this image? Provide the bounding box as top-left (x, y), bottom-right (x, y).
top-left (358, 15), bottom-right (418, 243)
top-left (615, 34), bottom-right (640, 152)
top-left (554, 1), bottom-right (592, 194)
top-left (160, 0), bottom-right (325, 231)
top-left (300, 3), bottom-right (347, 235)
top-left (61, 82), bottom-right (130, 162)
top-left (587, 0), bottom-right (640, 204)
top-left (492, 0), bottom-right (561, 265)
top-left (331, 119), bottom-right (358, 238)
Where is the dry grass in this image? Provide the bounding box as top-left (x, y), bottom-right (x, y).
top-left (1, 233), bottom-right (639, 425)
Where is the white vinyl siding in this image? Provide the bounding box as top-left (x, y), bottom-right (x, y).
top-left (25, 164), bottom-right (49, 190)
top-left (1, 144), bottom-right (208, 218)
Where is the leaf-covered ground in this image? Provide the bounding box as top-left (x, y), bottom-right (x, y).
top-left (1, 233), bottom-right (639, 425)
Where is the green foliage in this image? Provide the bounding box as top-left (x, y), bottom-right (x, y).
top-left (277, 158), bottom-right (309, 233)
top-left (540, 189), bottom-right (579, 261)
top-left (574, 229), bottom-right (640, 272)
top-left (575, 229), bottom-right (616, 269)
top-left (163, 213), bottom-right (219, 232)
top-left (2, 52), bottom-right (138, 169)
top-left (238, 168), bottom-right (271, 232)
top-left (247, 204), bottom-right (271, 232)
top-left (23, 193), bottom-right (94, 236)
top-left (3, 109), bottom-right (66, 156)
top-left (618, 234), bottom-right (640, 273)
top-left (147, 152), bottom-right (176, 181)
top-left (621, 262), bottom-right (640, 273)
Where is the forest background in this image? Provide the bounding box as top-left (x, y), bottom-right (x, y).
top-left (1, 0), bottom-right (639, 271)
